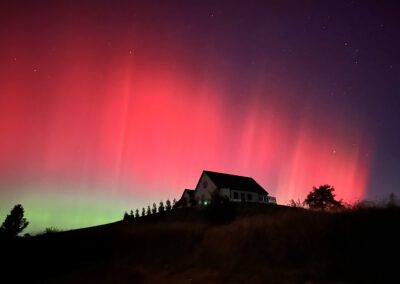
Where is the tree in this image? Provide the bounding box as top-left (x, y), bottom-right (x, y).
top-left (135, 209), bottom-right (140, 218)
top-left (166, 199), bottom-right (172, 211)
top-left (146, 205), bottom-right (151, 215)
top-left (158, 201), bottom-right (165, 213)
top-left (152, 203), bottom-right (157, 214)
top-left (123, 211), bottom-right (129, 221)
top-left (141, 208), bottom-right (146, 217)
top-left (304, 185), bottom-right (343, 210)
top-left (0, 204), bottom-right (29, 237)
top-left (172, 198), bottom-right (177, 209)
top-left (130, 210), bottom-right (134, 219)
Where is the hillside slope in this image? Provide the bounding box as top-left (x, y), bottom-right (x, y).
top-left (2, 204), bottom-right (399, 283)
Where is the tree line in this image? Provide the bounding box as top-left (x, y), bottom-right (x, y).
top-left (123, 198), bottom-right (177, 221)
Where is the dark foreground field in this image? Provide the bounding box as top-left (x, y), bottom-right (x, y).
top-left (2, 204), bottom-right (399, 283)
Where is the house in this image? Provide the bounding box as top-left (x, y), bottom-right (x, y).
top-left (176, 170), bottom-right (277, 207)
top-left (174, 188), bottom-right (196, 207)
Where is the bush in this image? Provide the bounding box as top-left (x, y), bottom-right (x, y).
top-left (44, 227), bottom-right (61, 234)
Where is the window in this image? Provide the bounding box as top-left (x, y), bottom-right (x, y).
top-left (233, 192), bottom-right (239, 199)
top-left (259, 195), bottom-right (262, 201)
top-left (247, 194), bottom-right (252, 201)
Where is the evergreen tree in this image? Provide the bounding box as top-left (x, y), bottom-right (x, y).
top-left (147, 205), bottom-right (151, 215)
top-left (172, 198), bottom-right (177, 209)
top-left (152, 203), bottom-right (157, 214)
top-left (135, 209), bottom-right (140, 218)
top-left (0, 204), bottom-right (29, 237)
top-left (130, 210), bottom-right (134, 219)
top-left (166, 199), bottom-right (172, 211)
top-left (123, 211), bottom-right (129, 221)
top-left (141, 208), bottom-right (146, 217)
top-left (158, 201), bottom-right (165, 213)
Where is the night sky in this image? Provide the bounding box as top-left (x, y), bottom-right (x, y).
top-left (1, 0), bottom-right (399, 232)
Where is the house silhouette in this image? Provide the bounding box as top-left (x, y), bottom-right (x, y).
top-left (176, 170), bottom-right (277, 207)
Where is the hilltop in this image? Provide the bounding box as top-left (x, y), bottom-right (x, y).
top-left (1, 203), bottom-right (399, 283)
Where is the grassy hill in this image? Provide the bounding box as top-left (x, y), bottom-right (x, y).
top-left (2, 203), bottom-right (399, 283)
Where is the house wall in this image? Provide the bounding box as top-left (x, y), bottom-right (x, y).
top-left (194, 173), bottom-right (218, 204)
top-left (220, 187), bottom-right (230, 199)
top-left (182, 191), bottom-right (191, 203)
top-left (229, 190), bottom-right (268, 203)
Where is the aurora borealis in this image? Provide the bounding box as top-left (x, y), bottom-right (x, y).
top-left (1, 1), bottom-right (399, 233)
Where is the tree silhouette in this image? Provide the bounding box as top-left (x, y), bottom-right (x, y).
top-left (123, 211), bottom-right (129, 221)
top-left (158, 201), bottom-right (165, 213)
top-left (166, 199), bottom-right (172, 211)
top-left (135, 209), bottom-right (140, 218)
top-left (141, 208), bottom-right (146, 217)
top-left (0, 204), bottom-right (29, 237)
top-left (146, 205), bottom-right (151, 215)
top-left (304, 185), bottom-right (343, 210)
top-left (152, 203), bottom-right (157, 214)
top-left (130, 210), bottom-right (134, 219)
top-left (172, 198), bottom-right (177, 208)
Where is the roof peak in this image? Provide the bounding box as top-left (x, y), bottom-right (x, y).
top-left (201, 170), bottom-right (268, 195)
top-left (203, 170), bottom-right (254, 180)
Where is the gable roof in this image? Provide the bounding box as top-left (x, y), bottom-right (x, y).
top-left (175, 189), bottom-right (195, 207)
top-left (182, 189), bottom-right (195, 199)
top-left (202, 170), bottom-right (268, 195)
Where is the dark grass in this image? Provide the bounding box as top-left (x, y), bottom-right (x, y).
top-left (1, 204), bottom-right (399, 283)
